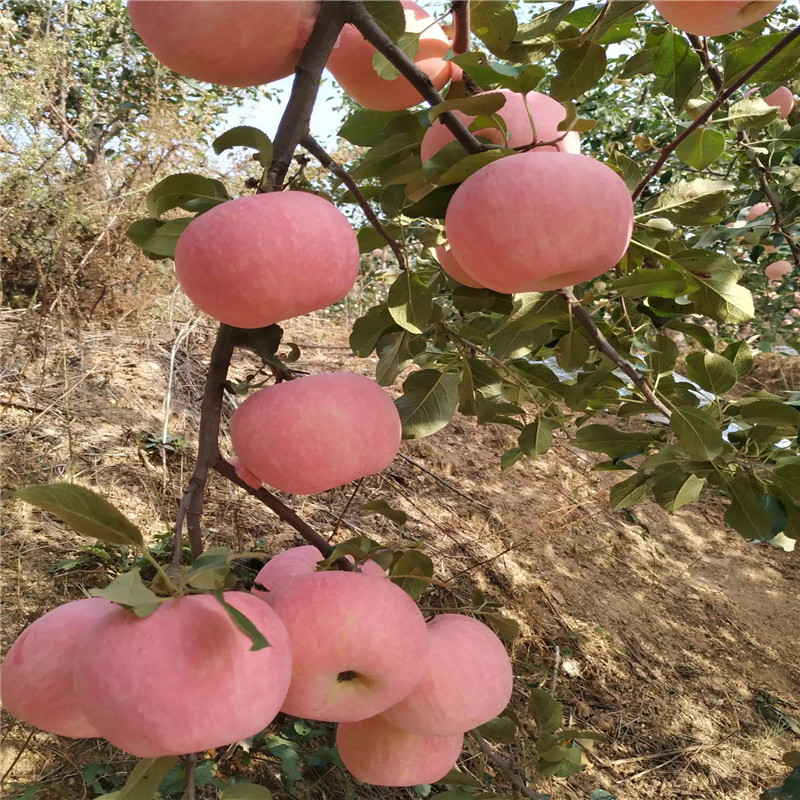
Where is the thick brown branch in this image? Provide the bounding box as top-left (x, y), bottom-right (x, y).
top-left (302, 134), bottom-right (407, 270)
top-left (471, 730), bottom-right (550, 800)
top-left (687, 34), bottom-right (723, 92)
top-left (451, 0), bottom-right (470, 54)
top-left (349, 2), bottom-right (486, 155)
top-left (560, 288), bottom-right (673, 419)
top-left (632, 23), bottom-right (800, 200)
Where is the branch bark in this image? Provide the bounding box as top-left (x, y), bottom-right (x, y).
top-left (471, 730), bottom-right (550, 800)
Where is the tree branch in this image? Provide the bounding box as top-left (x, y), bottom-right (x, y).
top-left (471, 730), bottom-right (550, 800)
top-left (632, 23), bottom-right (800, 201)
top-left (302, 134), bottom-right (407, 270)
top-left (451, 0), bottom-right (470, 54)
top-left (687, 34), bottom-right (723, 92)
top-left (348, 2), bottom-right (487, 155)
top-left (560, 287), bottom-right (673, 419)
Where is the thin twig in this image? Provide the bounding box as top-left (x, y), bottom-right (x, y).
top-left (471, 730), bottom-right (550, 800)
top-left (184, 753), bottom-right (196, 800)
top-left (397, 452), bottom-right (492, 509)
top-left (330, 477), bottom-right (364, 539)
top-left (632, 23), bottom-right (800, 200)
top-left (687, 33), bottom-right (723, 92)
top-left (561, 287), bottom-right (673, 419)
top-left (302, 134), bottom-right (407, 269)
top-left (550, 644), bottom-right (561, 694)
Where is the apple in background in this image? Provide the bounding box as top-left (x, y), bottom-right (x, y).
top-left (764, 86), bottom-right (795, 118)
top-left (230, 373), bottom-right (401, 496)
top-left (73, 593), bottom-right (292, 757)
top-left (128, 1), bottom-right (318, 87)
top-left (420, 90), bottom-right (581, 163)
top-left (765, 260), bottom-right (793, 281)
top-left (445, 152), bottom-right (633, 293)
top-left (175, 192), bottom-right (359, 329)
top-left (436, 245), bottom-right (484, 288)
top-left (266, 571), bottom-right (429, 722)
top-left (252, 545), bottom-right (385, 598)
top-left (337, 714), bottom-right (463, 786)
top-left (790, 308), bottom-right (800, 317)
top-left (0, 598), bottom-right (115, 738)
top-left (381, 613), bottom-right (513, 736)
top-left (327, 0), bottom-right (452, 111)
top-left (651, 1), bottom-right (781, 36)
top-left (747, 202), bottom-right (770, 221)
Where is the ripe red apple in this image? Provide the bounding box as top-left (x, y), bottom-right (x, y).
top-left (327, 0), bottom-right (452, 111)
top-left (265, 571), bottom-right (430, 722)
top-left (72, 592), bottom-right (292, 757)
top-left (381, 614), bottom-right (513, 736)
top-left (0, 598), bottom-right (115, 738)
top-left (765, 86), bottom-right (795, 118)
top-left (174, 192), bottom-right (359, 329)
top-left (765, 260), bottom-right (793, 281)
top-left (652, 1), bottom-right (781, 36)
top-left (252, 545), bottom-right (385, 598)
top-left (230, 373), bottom-right (401, 496)
top-left (436, 245), bottom-right (483, 288)
top-left (127, 1), bottom-right (318, 87)
top-left (445, 152), bottom-right (634, 293)
top-left (337, 715), bottom-right (463, 786)
top-left (747, 202), bottom-right (770, 220)
top-left (789, 308), bottom-right (800, 317)
top-left (421, 90), bottom-right (581, 163)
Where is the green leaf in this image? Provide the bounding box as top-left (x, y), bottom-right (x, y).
top-left (15, 483), bottom-right (144, 548)
top-left (721, 340), bottom-right (754, 378)
top-left (376, 330), bottom-right (423, 386)
top-left (229, 324), bottom-right (284, 363)
top-left (373, 32), bottom-right (420, 80)
top-left (429, 92), bottom-right (507, 124)
top-left (666, 321), bottom-right (715, 351)
top-left (670, 407), bottom-right (724, 461)
top-left (518, 417), bottom-right (555, 457)
top-left (436, 769), bottom-right (484, 788)
top-left (212, 126), bottom-right (273, 168)
top-left (221, 783), bottom-right (272, 800)
top-left (685, 352), bottom-right (737, 394)
top-left (652, 32), bottom-right (701, 110)
top-left (438, 150), bottom-right (512, 186)
top-left (145, 173), bottom-right (229, 219)
top-left (727, 97), bottom-right (781, 131)
top-left (113, 757), bottom-right (178, 800)
top-left (610, 151), bottom-right (643, 193)
top-left (611, 267), bottom-right (687, 298)
top-left (362, 0), bottom-right (406, 40)
top-left (724, 32), bottom-right (800, 87)
top-left (675, 127), bottom-right (725, 170)
top-left (478, 717), bottom-right (517, 744)
top-left (351, 133), bottom-right (421, 181)
top-left (360, 499), bottom-right (408, 527)
top-left (478, 611), bottom-right (520, 640)
top-left (396, 370), bottom-right (460, 439)
top-left (471, 1), bottom-right (518, 56)
top-left (528, 688), bottom-right (563, 735)
top-left (501, 447), bottom-right (525, 470)
top-left (556, 330), bottom-right (590, 372)
top-left (339, 109), bottom-right (415, 147)
top-left (126, 217), bottom-right (193, 259)
top-left (724, 472), bottom-right (772, 540)
top-left (573, 425), bottom-right (655, 460)
top-left (610, 472), bottom-right (652, 510)
top-left (647, 335), bottom-right (680, 376)
top-left (387, 271), bottom-right (434, 334)
top-left (652, 467), bottom-right (706, 512)
top-left (389, 550), bottom-right (434, 600)
top-left (736, 400), bottom-right (800, 430)
top-left (643, 178), bottom-right (735, 224)
top-left (185, 546), bottom-right (232, 591)
top-left (550, 41), bottom-right (607, 101)
top-left (350, 305), bottom-right (400, 357)
top-left (90, 570), bottom-right (161, 618)
top-left (213, 590), bottom-right (269, 651)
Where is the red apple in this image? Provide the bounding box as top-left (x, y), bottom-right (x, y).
top-left (652, 1), bottom-right (781, 36)
top-left (421, 90), bottom-right (581, 163)
top-left (327, 0), bottom-right (452, 111)
top-left (337, 714), bottom-right (463, 786)
top-left (436, 245), bottom-right (484, 288)
top-left (174, 192), bottom-right (359, 329)
top-left (765, 260), bottom-right (793, 281)
top-left (381, 614), bottom-right (513, 736)
top-left (764, 86), bottom-right (795, 118)
top-left (252, 545), bottom-right (385, 598)
top-left (0, 598), bottom-right (115, 738)
top-left (128, 1), bottom-right (318, 87)
top-left (72, 592), bottom-right (292, 757)
top-left (230, 373), bottom-right (401, 496)
top-left (747, 202), bottom-right (770, 221)
top-left (445, 152), bottom-right (633, 293)
top-left (265, 571), bottom-right (430, 722)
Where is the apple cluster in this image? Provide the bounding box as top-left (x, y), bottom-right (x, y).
top-left (1, 546), bottom-right (514, 787)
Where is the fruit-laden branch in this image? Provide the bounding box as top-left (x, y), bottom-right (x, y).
top-left (471, 730), bottom-right (550, 800)
top-left (560, 287), bottom-right (673, 419)
top-left (348, 2), bottom-right (487, 155)
top-left (632, 22), bottom-right (800, 201)
top-left (302, 134), bottom-right (408, 270)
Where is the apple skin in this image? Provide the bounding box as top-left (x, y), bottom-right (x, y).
top-left (747, 202), bottom-right (770, 221)
top-left (252, 545), bottom-right (385, 598)
top-left (174, 192), bottom-right (359, 329)
top-left (327, 0), bottom-right (452, 111)
top-left (421, 90), bottom-right (581, 163)
top-left (230, 373), bottom-right (401, 496)
top-left (265, 571), bottom-right (430, 722)
top-left (381, 613), bottom-right (513, 736)
top-left (652, 1), bottom-right (781, 36)
top-left (72, 592), bottom-right (293, 757)
top-left (128, 1), bottom-right (318, 87)
top-left (445, 152), bottom-right (634, 293)
top-left (764, 86), bottom-right (795, 118)
top-left (765, 260), bottom-right (793, 281)
top-left (337, 715), bottom-right (463, 786)
top-left (0, 598), bottom-right (115, 738)
top-left (436, 245), bottom-right (484, 289)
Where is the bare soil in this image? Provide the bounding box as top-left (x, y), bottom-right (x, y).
top-left (2, 303), bottom-right (798, 800)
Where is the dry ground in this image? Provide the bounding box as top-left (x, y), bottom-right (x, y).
top-left (2, 300), bottom-right (798, 800)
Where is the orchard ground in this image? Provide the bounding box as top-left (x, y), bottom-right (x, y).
top-left (2, 300), bottom-right (798, 800)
